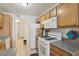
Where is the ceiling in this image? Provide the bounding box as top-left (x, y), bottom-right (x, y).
top-left (0, 3), bottom-right (56, 16)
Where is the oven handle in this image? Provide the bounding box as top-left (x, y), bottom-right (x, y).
top-left (39, 40), bottom-right (48, 46)
top-left (38, 41), bottom-right (48, 48)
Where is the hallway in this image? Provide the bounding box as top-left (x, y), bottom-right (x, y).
top-left (15, 39), bottom-right (33, 56)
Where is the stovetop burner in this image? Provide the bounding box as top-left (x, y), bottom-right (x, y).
top-left (45, 37), bottom-right (57, 41)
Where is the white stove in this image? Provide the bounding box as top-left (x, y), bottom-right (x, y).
top-left (38, 32), bottom-right (62, 56)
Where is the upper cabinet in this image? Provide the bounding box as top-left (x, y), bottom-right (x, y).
top-left (50, 7), bottom-right (57, 18)
top-left (57, 3), bottom-right (79, 27)
top-left (36, 3), bottom-right (79, 27)
top-left (3, 14), bottom-right (10, 36)
top-left (45, 11), bottom-right (50, 20)
top-left (36, 6), bottom-right (57, 24)
top-left (40, 15), bottom-right (45, 23)
top-left (0, 13), bottom-right (4, 28)
top-left (36, 18), bottom-right (40, 24)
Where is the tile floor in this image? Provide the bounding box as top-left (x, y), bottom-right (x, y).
top-left (15, 39), bottom-right (37, 56)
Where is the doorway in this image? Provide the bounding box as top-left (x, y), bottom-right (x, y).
top-left (16, 20), bottom-right (26, 44)
top-left (15, 19), bottom-right (30, 56)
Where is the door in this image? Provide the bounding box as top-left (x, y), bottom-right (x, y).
top-left (18, 22), bottom-right (25, 40)
top-left (57, 3), bottom-right (78, 26)
top-left (16, 20), bottom-right (26, 49)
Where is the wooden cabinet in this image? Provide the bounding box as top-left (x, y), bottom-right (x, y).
top-left (3, 14), bottom-right (10, 36)
top-left (36, 18), bottom-right (40, 24)
top-left (45, 12), bottom-right (50, 20)
top-left (57, 3), bottom-right (79, 26)
top-left (0, 13), bottom-right (4, 28)
top-left (50, 44), bottom-right (72, 56)
top-left (50, 7), bottom-right (57, 18)
top-left (9, 16), bottom-right (12, 48)
top-left (40, 15), bottom-right (45, 23)
top-left (0, 41), bottom-right (5, 50)
top-left (0, 14), bottom-right (12, 39)
top-left (3, 14), bottom-right (12, 48)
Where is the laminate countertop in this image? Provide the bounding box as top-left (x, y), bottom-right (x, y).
top-left (0, 35), bottom-right (9, 42)
top-left (50, 39), bottom-right (79, 55)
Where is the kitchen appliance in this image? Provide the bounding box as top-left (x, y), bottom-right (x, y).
top-left (42, 16), bottom-right (57, 28)
top-left (38, 32), bottom-right (62, 56)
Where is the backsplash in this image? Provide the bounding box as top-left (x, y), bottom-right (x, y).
top-left (50, 27), bottom-right (79, 38)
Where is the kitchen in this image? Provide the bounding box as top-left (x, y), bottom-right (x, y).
top-left (0, 3), bottom-right (79, 56)
top-left (36, 3), bottom-right (79, 56)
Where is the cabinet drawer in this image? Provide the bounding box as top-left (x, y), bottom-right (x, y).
top-left (50, 45), bottom-right (72, 56)
top-left (50, 49), bottom-right (61, 56)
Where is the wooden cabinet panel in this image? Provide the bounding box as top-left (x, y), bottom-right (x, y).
top-left (57, 3), bottom-right (78, 26)
top-left (50, 7), bottom-right (57, 18)
top-left (50, 45), bottom-right (72, 56)
top-left (0, 13), bottom-right (4, 28)
top-left (36, 18), bottom-right (40, 23)
top-left (0, 41), bottom-right (5, 50)
top-left (45, 12), bottom-right (50, 20)
top-left (50, 49), bottom-right (61, 56)
top-left (3, 14), bottom-right (10, 36)
top-left (40, 15), bottom-right (45, 23)
top-left (3, 14), bottom-right (12, 48)
top-left (9, 17), bottom-right (12, 48)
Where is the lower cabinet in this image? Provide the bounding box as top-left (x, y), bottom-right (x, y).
top-left (0, 41), bottom-right (5, 50)
top-left (50, 44), bottom-right (72, 56)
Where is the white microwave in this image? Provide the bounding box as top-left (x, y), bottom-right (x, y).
top-left (42, 17), bottom-right (57, 28)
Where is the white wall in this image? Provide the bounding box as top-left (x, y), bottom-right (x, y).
top-left (2, 12), bottom-right (37, 48)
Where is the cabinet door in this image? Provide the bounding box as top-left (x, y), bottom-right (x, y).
top-left (36, 18), bottom-right (40, 23)
top-left (45, 12), bottom-right (50, 20)
top-left (50, 7), bottom-right (57, 18)
top-left (0, 13), bottom-right (4, 28)
top-left (57, 3), bottom-right (78, 26)
top-left (9, 17), bottom-right (12, 48)
top-left (40, 15), bottom-right (45, 23)
top-left (50, 45), bottom-right (72, 56)
top-left (3, 14), bottom-right (10, 36)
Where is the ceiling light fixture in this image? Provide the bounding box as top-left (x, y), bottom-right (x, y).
top-left (16, 20), bottom-right (20, 23)
top-left (21, 3), bottom-right (28, 6)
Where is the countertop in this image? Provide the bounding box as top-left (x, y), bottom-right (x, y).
top-left (0, 48), bottom-right (16, 56)
top-left (0, 35), bottom-right (9, 42)
top-left (50, 39), bottom-right (79, 55)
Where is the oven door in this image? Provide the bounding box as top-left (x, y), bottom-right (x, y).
top-left (38, 40), bottom-right (49, 56)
